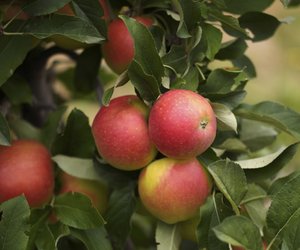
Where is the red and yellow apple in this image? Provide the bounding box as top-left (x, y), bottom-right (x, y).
top-left (149, 89), bottom-right (217, 159)
top-left (0, 140), bottom-right (54, 207)
top-left (92, 95), bottom-right (157, 170)
top-left (138, 158), bottom-right (212, 224)
top-left (102, 16), bottom-right (153, 74)
top-left (59, 172), bottom-right (109, 214)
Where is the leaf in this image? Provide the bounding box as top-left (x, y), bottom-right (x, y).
top-left (20, 14), bottom-right (104, 44)
top-left (22, 0), bottom-right (72, 16)
top-left (212, 102), bottom-right (237, 132)
top-left (213, 215), bottom-right (263, 250)
top-left (105, 184), bottom-right (137, 250)
top-left (70, 227), bottom-right (113, 250)
top-left (74, 45), bottom-right (101, 93)
top-left (35, 225), bottom-right (56, 250)
top-left (127, 60), bottom-right (161, 102)
top-left (205, 91), bottom-right (247, 109)
top-left (156, 222), bottom-right (181, 250)
top-left (52, 155), bottom-right (102, 181)
top-left (72, 0), bottom-right (106, 35)
top-left (203, 24), bottom-right (223, 60)
top-left (239, 12), bottom-right (281, 42)
top-left (53, 192), bottom-right (105, 230)
top-left (281, 0), bottom-right (300, 7)
top-left (282, 210), bottom-right (300, 250)
top-left (162, 45), bottom-right (187, 75)
top-left (0, 113), bottom-right (11, 146)
top-left (0, 196), bottom-right (30, 250)
top-left (101, 86), bottom-right (115, 106)
top-left (239, 119), bottom-right (278, 152)
top-left (48, 222), bottom-right (70, 247)
top-left (241, 184), bottom-right (268, 231)
top-left (0, 35), bottom-right (34, 86)
top-left (269, 171), bottom-right (300, 196)
top-left (2, 74), bottom-right (32, 105)
top-left (52, 109), bottom-right (95, 158)
top-left (208, 160), bottom-right (248, 214)
top-left (40, 106), bottom-right (67, 150)
top-left (266, 174), bottom-right (300, 247)
top-left (221, 0), bottom-right (274, 14)
top-left (216, 38), bottom-right (248, 60)
top-left (196, 196), bottom-right (215, 248)
top-left (235, 101), bottom-right (300, 139)
top-left (236, 143), bottom-right (298, 170)
top-left (232, 55), bottom-right (257, 78)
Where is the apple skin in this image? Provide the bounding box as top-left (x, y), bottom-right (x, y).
top-left (148, 89), bottom-right (217, 159)
top-left (102, 16), bottom-right (153, 74)
top-left (59, 172), bottom-right (109, 214)
top-left (0, 140), bottom-right (54, 207)
top-left (138, 158), bottom-right (212, 224)
top-left (92, 95), bottom-right (157, 171)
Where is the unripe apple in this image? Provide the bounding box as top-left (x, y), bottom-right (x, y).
top-left (92, 95), bottom-right (157, 170)
top-left (0, 140), bottom-right (54, 207)
top-left (59, 172), bottom-right (109, 214)
top-left (149, 89), bottom-right (217, 159)
top-left (138, 158), bottom-right (212, 224)
top-left (102, 16), bottom-right (153, 74)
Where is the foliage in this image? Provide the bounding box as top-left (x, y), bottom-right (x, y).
top-left (1, 0), bottom-right (300, 249)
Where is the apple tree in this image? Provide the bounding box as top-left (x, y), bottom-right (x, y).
top-left (1, 0), bottom-right (300, 250)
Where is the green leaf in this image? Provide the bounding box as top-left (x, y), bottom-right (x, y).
top-left (200, 68), bottom-right (244, 95)
top-left (201, 24), bottom-right (223, 61)
top-left (282, 210), bottom-right (300, 250)
top-left (212, 102), bottom-right (237, 132)
top-left (105, 184), bottom-right (137, 250)
top-left (269, 171), bottom-right (300, 196)
top-left (235, 101), bottom-right (300, 139)
top-left (70, 227), bottom-right (113, 250)
top-left (232, 55), bottom-right (257, 78)
top-left (2, 75), bottom-right (32, 105)
top-left (101, 86), bottom-right (115, 106)
top-left (196, 196), bottom-right (214, 248)
top-left (240, 119), bottom-right (278, 152)
top-left (213, 215), bottom-right (263, 250)
top-left (52, 155), bottom-right (102, 181)
top-left (236, 143), bottom-right (298, 172)
top-left (0, 35), bottom-right (34, 86)
top-left (205, 91), bottom-right (247, 109)
top-left (22, 0), bottom-right (72, 16)
top-left (40, 106), bottom-right (67, 150)
top-left (0, 113), bottom-right (11, 146)
top-left (215, 138), bottom-right (248, 153)
top-left (35, 225), bottom-right (56, 250)
top-left (162, 45), bottom-right (187, 75)
top-left (54, 192), bottom-right (105, 230)
top-left (208, 160), bottom-right (248, 214)
top-left (52, 109), bottom-right (95, 158)
top-left (239, 12), bottom-right (281, 42)
top-left (220, 0), bottom-right (274, 14)
top-left (74, 45), bottom-right (101, 93)
top-left (266, 174), bottom-right (300, 247)
top-left (0, 196), bottom-right (30, 250)
top-left (208, 8), bottom-right (248, 37)
top-left (216, 38), bottom-right (247, 60)
top-left (48, 222), bottom-right (70, 247)
top-left (241, 184), bottom-right (268, 231)
top-left (156, 222), bottom-right (181, 250)
top-left (20, 14), bottom-right (104, 44)
top-left (72, 0), bottom-right (106, 35)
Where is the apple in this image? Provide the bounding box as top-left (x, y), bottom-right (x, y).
top-left (0, 140), bottom-right (54, 207)
top-left (59, 172), bottom-right (109, 214)
top-left (148, 89), bottom-right (217, 159)
top-left (102, 16), bottom-right (153, 74)
top-left (92, 95), bottom-right (157, 170)
top-left (138, 158), bottom-right (212, 224)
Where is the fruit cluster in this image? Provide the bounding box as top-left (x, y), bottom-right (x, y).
top-left (92, 89), bottom-right (217, 224)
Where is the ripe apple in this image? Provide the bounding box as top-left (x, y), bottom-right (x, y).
top-left (138, 158), bottom-right (212, 224)
top-left (0, 140), bottom-right (54, 207)
top-left (59, 172), bottom-right (109, 214)
top-left (92, 95), bottom-right (157, 170)
top-left (148, 89), bottom-right (217, 159)
top-left (102, 16), bottom-right (153, 74)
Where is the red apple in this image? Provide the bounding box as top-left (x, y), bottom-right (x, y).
top-left (92, 95), bottom-right (157, 170)
top-left (102, 16), bottom-right (153, 74)
top-left (138, 158), bottom-right (212, 224)
top-left (149, 89), bottom-right (217, 159)
top-left (59, 172), bottom-right (109, 214)
top-left (0, 140), bottom-right (54, 207)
